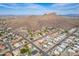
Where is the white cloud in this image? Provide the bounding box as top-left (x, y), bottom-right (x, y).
top-left (0, 3), bottom-right (79, 15)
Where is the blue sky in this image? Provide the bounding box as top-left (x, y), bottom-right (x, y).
top-left (0, 3), bottom-right (79, 15)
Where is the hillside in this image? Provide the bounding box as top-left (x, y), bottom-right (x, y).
top-left (0, 13), bottom-right (79, 30)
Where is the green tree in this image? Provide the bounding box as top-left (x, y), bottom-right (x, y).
top-left (27, 29), bottom-right (34, 37)
top-left (38, 32), bottom-right (43, 36)
top-left (20, 48), bottom-right (28, 54)
top-left (20, 44), bottom-right (32, 56)
top-left (65, 30), bottom-right (68, 33)
top-left (0, 32), bottom-right (2, 36)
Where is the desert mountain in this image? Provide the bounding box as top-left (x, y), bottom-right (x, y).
top-left (0, 13), bottom-right (79, 30)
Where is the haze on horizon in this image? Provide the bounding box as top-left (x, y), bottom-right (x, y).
top-left (0, 3), bottom-right (79, 16)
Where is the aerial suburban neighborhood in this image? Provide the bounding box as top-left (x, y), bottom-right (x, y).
top-left (0, 3), bottom-right (79, 56)
top-left (0, 19), bottom-right (79, 56)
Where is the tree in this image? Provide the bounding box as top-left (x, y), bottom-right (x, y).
top-left (44, 27), bottom-right (49, 33)
top-left (64, 30), bottom-right (68, 33)
top-left (27, 29), bottom-right (34, 37)
top-left (0, 31), bottom-right (5, 36)
top-left (20, 48), bottom-right (28, 54)
top-left (20, 44), bottom-right (32, 56)
top-left (30, 37), bottom-right (33, 40)
top-left (0, 32), bottom-right (2, 36)
top-left (39, 32), bottom-right (42, 35)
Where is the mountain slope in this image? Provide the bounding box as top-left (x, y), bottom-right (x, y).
top-left (0, 13), bottom-right (79, 30)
